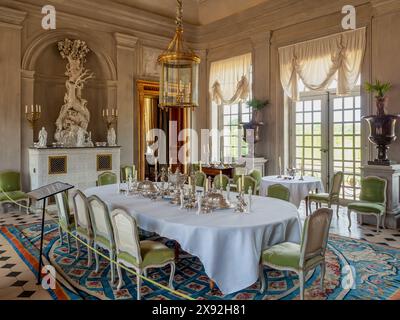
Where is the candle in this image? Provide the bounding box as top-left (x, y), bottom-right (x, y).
top-left (219, 170), bottom-right (222, 186)
top-left (189, 176), bottom-right (192, 187)
top-left (199, 161), bottom-right (202, 172)
top-left (238, 178), bottom-right (242, 193)
top-left (31, 105), bottom-right (34, 112)
top-left (25, 105), bottom-right (28, 114)
top-left (241, 174), bottom-right (245, 189)
top-left (116, 109), bottom-right (118, 116)
top-left (106, 109), bottom-right (109, 116)
top-left (39, 105), bottom-right (41, 113)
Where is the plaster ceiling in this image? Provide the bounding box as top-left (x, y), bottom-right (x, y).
top-left (110, 0), bottom-right (270, 25)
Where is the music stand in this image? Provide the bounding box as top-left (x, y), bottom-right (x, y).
top-left (27, 181), bottom-right (74, 284)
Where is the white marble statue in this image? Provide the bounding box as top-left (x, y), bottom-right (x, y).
top-left (54, 39), bottom-right (94, 147)
top-left (37, 127), bottom-right (47, 148)
top-left (76, 127), bottom-right (86, 147)
top-left (107, 127), bottom-right (117, 146)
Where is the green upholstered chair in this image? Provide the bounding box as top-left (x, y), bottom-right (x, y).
top-left (249, 169), bottom-right (262, 191)
top-left (191, 163), bottom-right (200, 173)
top-left (213, 174), bottom-right (230, 190)
top-left (230, 164), bottom-right (247, 191)
top-left (111, 208), bottom-right (175, 300)
top-left (0, 171), bottom-right (29, 214)
top-left (237, 176), bottom-right (257, 195)
top-left (259, 208), bottom-right (333, 300)
top-left (97, 172), bottom-right (118, 186)
top-left (88, 195), bottom-right (116, 283)
top-left (55, 192), bottom-right (75, 253)
top-left (194, 171), bottom-right (207, 188)
top-left (306, 171), bottom-right (344, 218)
top-left (347, 176), bottom-right (387, 232)
top-left (72, 190), bottom-right (94, 267)
top-left (120, 165), bottom-right (136, 182)
top-left (267, 184), bottom-right (290, 202)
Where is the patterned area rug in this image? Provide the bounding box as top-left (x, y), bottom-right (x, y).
top-left (1, 222), bottom-right (400, 300)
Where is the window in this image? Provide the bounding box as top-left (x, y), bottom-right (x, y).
top-left (209, 53), bottom-right (252, 162)
top-left (221, 94), bottom-right (252, 161)
top-left (292, 78), bottom-right (361, 200)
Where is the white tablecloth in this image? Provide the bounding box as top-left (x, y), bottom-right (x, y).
top-left (260, 176), bottom-right (325, 207)
top-left (84, 185), bottom-right (301, 295)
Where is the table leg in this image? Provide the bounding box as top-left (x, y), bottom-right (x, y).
top-left (174, 242), bottom-right (181, 261)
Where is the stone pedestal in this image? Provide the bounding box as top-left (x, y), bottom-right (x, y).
top-left (361, 164), bottom-right (400, 229)
top-left (28, 146), bottom-right (121, 191)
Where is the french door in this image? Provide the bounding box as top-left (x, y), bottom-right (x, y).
top-left (291, 89), bottom-right (362, 200)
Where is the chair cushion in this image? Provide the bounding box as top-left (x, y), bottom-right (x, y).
top-left (95, 234), bottom-right (115, 249)
top-left (118, 240), bottom-right (174, 268)
top-left (348, 201), bottom-right (385, 214)
top-left (0, 191), bottom-right (28, 202)
top-left (307, 193), bottom-right (331, 202)
top-left (262, 242), bottom-right (301, 270)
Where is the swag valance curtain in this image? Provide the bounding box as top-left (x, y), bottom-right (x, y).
top-left (279, 28), bottom-right (366, 101)
top-left (209, 53), bottom-right (252, 105)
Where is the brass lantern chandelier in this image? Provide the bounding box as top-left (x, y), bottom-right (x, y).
top-left (158, 0), bottom-right (200, 110)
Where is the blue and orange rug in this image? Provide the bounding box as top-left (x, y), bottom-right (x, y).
top-left (1, 222), bottom-right (399, 300)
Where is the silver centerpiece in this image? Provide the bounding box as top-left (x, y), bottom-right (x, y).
top-left (137, 179), bottom-right (159, 199)
top-left (202, 188), bottom-right (232, 210)
top-left (234, 192), bottom-right (248, 213)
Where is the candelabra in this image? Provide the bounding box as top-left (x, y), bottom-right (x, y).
top-left (102, 108), bottom-right (118, 129)
top-left (24, 104), bottom-right (41, 130)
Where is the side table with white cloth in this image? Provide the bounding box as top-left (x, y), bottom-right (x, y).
top-left (84, 184), bottom-right (301, 295)
top-left (260, 176), bottom-right (325, 207)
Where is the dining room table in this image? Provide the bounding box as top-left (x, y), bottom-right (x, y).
top-left (260, 175), bottom-right (325, 208)
top-left (84, 184), bottom-right (301, 295)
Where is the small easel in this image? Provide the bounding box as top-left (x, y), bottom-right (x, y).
top-left (27, 182), bottom-right (74, 284)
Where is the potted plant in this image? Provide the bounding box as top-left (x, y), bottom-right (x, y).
top-left (365, 80), bottom-right (392, 116)
top-left (246, 99), bottom-right (269, 124)
top-left (242, 99), bottom-right (269, 144)
top-left (363, 80), bottom-right (399, 165)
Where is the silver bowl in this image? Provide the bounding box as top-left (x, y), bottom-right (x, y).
top-left (204, 192), bottom-right (231, 209)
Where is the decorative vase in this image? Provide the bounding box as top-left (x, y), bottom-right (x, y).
top-left (364, 114), bottom-right (399, 166)
top-left (242, 121), bottom-right (264, 144)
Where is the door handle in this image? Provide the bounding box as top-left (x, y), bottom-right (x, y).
top-left (320, 148), bottom-right (328, 153)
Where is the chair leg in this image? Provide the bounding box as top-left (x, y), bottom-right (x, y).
top-left (58, 226), bottom-right (64, 245)
top-left (66, 233), bottom-right (71, 253)
top-left (137, 270), bottom-right (142, 300)
top-left (169, 262), bottom-right (176, 290)
top-left (259, 264), bottom-right (266, 293)
top-left (376, 215), bottom-right (381, 233)
top-left (347, 209), bottom-right (352, 231)
top-left (382, 214), bottom-right (386, 229)
top-left (320, 263), bottom-right (326, 290)
top-left (25, 199), bottom-right (30, 214)
top-left (308, 201), bottom-right (312, 216)
top-left (117, 264), bottom-right (123, 290)
top-left (76, 237), bottom-right (80, 259)
top-left (336, 203), bottom-right (340, 219)
top-left (87, 240), bottom-right (93, 267)
top-left (299, 271), bottom-right (305, 300)
top-left (94, 244), bottom-right (99, 273)
top-left (110, 251), bottom-right (115, 284)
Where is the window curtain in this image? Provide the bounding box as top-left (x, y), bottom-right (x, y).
top-left (209, 53), bottom-right (252, 105)
top-left (279, 28), bottom-right (366, 101)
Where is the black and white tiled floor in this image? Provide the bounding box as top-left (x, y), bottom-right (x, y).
top-left (0, 202), bottom-right (399, 300)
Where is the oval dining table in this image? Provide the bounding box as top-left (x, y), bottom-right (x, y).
top-left (84, 184), bottom-right (301, 295)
